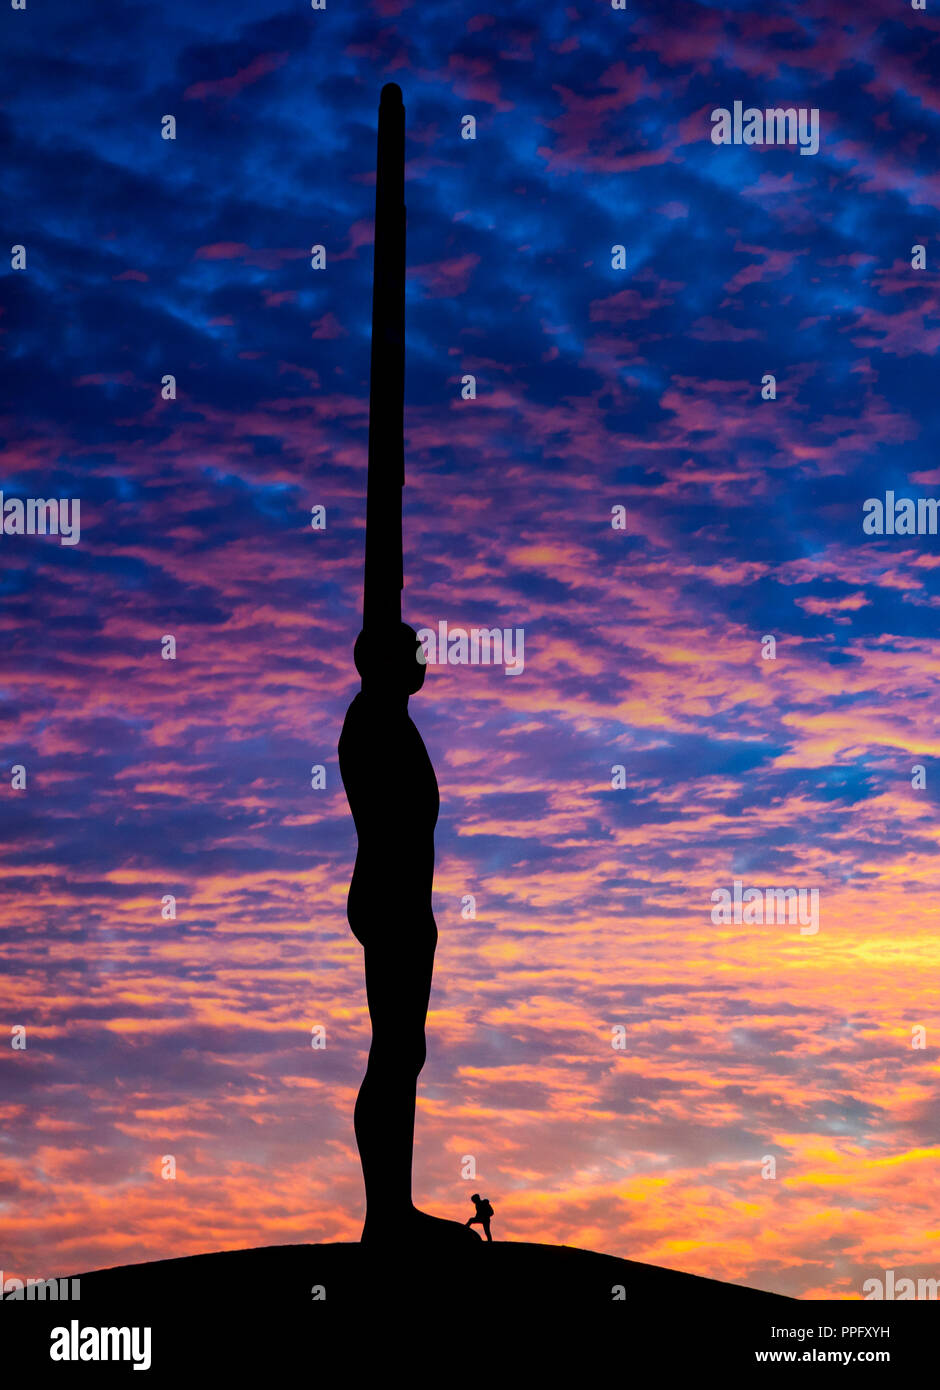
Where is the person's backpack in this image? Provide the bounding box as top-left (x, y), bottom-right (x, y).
top-left (478, 1199), bottom-right (494, 1219)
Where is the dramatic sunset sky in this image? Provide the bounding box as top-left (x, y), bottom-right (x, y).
top-left (2, 0), bottom-right (939, 1300)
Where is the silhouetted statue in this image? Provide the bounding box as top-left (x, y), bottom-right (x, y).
top-left (466, 1193), bottom-right (494, 1242)
top-left (338, 84), bottom-right (479, 1249)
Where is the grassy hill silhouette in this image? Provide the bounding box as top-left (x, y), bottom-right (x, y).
top-left (68, 1238), bottom-right (792, 1312)
top-left (24, 1241), bottom-right (938, 1375)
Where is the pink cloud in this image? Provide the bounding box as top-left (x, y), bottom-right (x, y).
top-left (184, 52), bottom-right (288, 102)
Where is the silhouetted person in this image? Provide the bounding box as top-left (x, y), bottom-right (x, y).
top-left (466, 1193), bottom-right (494, 1242)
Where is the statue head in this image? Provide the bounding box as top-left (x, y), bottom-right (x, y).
top-left (354, 622), bottom-right (426, 697)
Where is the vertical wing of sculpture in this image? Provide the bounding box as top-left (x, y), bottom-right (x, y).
top-left (363, 82), bottom-right (405, 631)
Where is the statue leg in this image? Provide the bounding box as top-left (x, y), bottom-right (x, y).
top-left (355, 929), bottom-right (480, 1247)
top-left (356, 932), bottom-right (432, 1228)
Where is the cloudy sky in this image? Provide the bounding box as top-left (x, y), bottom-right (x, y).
top-left (2, 0), bottom-right (939, 1299)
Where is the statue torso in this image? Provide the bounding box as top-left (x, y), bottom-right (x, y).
top-left (339, 692), bottom-right (439, 941)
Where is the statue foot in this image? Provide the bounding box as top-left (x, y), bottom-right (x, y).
top-left (410, 1208), bottom-right (483, 1246)
top-left (362, 1206), bottom-right (483, 1248)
